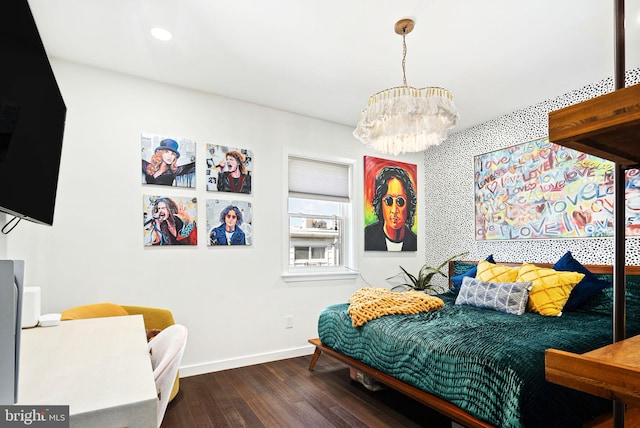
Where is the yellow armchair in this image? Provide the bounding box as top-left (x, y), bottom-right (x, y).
top-left (61, 302), bottom-right (181, 402)
top-left (120, 305), bottom-right (175, 334)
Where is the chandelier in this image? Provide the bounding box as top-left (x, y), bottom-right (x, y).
top-left (353, 18), bottom-right (459, 155)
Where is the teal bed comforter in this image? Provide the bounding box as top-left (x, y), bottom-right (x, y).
top-left (317, 276), bottom-right (640, 427)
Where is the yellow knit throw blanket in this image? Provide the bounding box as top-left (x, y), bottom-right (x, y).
top-left (347, 287), bottom-right (445, 327)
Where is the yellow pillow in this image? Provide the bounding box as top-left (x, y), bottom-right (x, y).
top-left (517, 263), bottom-right (584, 316)
top-left (475, 260), bottom-right (519, 283)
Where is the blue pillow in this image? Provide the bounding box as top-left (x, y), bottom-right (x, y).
top-left (553, 251), bottom-right (612, 311)
top-left (450, 255), bottom-right (495, 288)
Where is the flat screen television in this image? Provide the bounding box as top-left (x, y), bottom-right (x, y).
top-left (0, 0), bottom-right (66, 226)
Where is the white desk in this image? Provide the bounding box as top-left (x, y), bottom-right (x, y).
top-left (18, 315), bottom-right (157, 428)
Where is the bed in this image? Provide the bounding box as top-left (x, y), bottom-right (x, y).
top-left (308, 258), bottom-right (640, 428)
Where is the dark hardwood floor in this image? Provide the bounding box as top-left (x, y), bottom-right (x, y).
top-left (162, 354), bottom-right (452, 428)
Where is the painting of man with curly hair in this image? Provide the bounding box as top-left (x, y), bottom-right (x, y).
top-left (143, 195), bottom-right (198, 246)
top-left (364, 156), bottom-right (418, 252)
top-left (205, 144), bottom-right (252, 194)
top-left (206, 199), bottom-right (252, 246)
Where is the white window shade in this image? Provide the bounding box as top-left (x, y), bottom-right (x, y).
top-left (288, 157), bottom-right (350, 202)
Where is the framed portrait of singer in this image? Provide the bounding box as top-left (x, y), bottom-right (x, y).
top-left (141, 133), bottom-right (196, 188)
top-left (206, 199), bottom-right (252, 246)
top-left (142, 195), bottom-right (198, 246)
top-left (205, 144), bottom-right (253, 194)
top-left (364, 156), bottom-right (418, 251)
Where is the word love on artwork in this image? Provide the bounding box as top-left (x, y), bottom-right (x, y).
top-left (478, 214), bottom-right (613, 240)
top-left (474, 136), bottom-right (639, 241)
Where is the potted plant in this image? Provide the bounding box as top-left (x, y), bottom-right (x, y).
top-left (388, 252), bottom-right (468, 293)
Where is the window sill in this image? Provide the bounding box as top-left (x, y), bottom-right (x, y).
top-left (282, 269), bottom-right (359, 283)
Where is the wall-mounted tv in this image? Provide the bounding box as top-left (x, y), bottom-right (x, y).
top-left (0, 0), bottom-right (66, 226)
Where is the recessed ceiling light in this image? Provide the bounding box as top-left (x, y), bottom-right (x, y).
top-left (150, 27), bottom-right (172, 41)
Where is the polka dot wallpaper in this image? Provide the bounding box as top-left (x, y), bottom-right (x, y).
top-left (423, 68), bottom-right (640, 269)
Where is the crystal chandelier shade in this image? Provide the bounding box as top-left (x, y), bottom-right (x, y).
top-left (353, 19), bottom-right (459, 155)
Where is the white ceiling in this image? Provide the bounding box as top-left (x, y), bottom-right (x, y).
top-left (27, 0), bottom-right (640, 133)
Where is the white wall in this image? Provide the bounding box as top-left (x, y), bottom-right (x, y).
top-left (0, 60), bottom-right (427, 376)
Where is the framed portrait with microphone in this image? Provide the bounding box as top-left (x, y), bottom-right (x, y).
top-left (142, 195), bottom-right (198, 246)
top-left (364, 156), bottom-right (418, 252)
top-left (205, 144), bottom-right (253, 194)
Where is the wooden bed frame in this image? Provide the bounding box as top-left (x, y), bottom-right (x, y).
top-left (307, 337), bottom-right (493, 428)
top-left (308, 260), bottom-right (640, 428)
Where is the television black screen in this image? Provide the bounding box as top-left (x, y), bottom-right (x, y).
top-left (0, 0), bottom-right (66, 226)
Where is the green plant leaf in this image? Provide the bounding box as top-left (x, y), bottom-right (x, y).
top-left (392, 251), bottom-right (469, 292)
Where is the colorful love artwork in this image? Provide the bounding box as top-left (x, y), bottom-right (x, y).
top-left (474, 136), bottom-right (640, 240)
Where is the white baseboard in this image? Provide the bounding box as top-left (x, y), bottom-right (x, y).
top-left (179, 343), bottom-right (316, 377)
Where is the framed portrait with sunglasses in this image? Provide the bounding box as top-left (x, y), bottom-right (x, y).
top-left (206, 198), bottom-right (253, 246)
top-left (364, 156), bottom-right (418, 252)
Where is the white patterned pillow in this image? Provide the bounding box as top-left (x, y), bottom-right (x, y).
top-left (455, 276), bottom-right (532, 315)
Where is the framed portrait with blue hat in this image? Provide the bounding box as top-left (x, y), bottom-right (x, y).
top-left (141, 133), bottom-right (197, 188)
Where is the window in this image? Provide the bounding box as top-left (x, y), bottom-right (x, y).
top-left (284, 154), bottom-right (356, 281)
top-left (294, 246), bottom-right (326, 264)
top-left (289, 204), bottom-right (341, 267)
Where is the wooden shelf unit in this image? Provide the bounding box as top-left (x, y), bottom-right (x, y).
top-left (546, 334), bottom-right (640, 407)
top-left (548, 82), bottom-right (640, 168)
top-left (546, 82), bottom-right (640, 416)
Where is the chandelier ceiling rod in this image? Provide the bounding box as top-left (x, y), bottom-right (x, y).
top-left (395, 18), bottom-right (415, 88)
